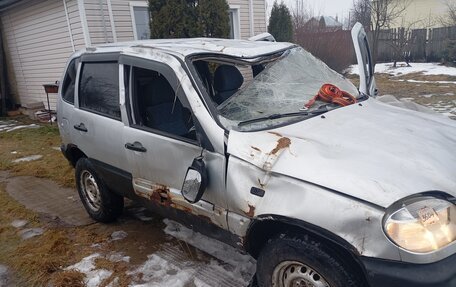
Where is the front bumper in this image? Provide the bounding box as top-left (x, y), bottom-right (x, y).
top-left (361, 253), bottom-right (456, 287)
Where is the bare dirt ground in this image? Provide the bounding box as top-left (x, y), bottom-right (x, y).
top-left (0, 73), bottom-right (454, 286)
top-left (348, 72), bottom-right (456, 119)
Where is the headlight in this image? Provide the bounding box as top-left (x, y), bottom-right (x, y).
top-left (384, 196), bottom-right (456, 253)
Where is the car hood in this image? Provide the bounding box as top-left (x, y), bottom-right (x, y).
top-left (227, 98), bottom-right (456, 208)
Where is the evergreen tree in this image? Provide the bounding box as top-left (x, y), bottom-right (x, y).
top-left (268, 1), bottom-right (293, 42)
top-left (198, 0), bottom-right (230, 38)
top-left (148, 0), bottom-right (230, 39)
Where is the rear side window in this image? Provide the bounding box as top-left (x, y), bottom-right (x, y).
top-left (79, 62), bottom-right (120, 120)
top-left (61, 58), bottom-right (79, 104)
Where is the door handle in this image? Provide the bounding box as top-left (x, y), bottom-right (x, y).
top-left (125, 141), bottom-right (147, 152)
top-left (73, 123), bottom-right (88, 132)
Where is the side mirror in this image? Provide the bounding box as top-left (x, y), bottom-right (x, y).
top-left (181, 156), bottom-right (208, 203)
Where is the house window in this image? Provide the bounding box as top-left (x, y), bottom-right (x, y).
top-left (130, 2), bottom-right (150, 40)
top-left (229, 5), bottom-right (240, 39)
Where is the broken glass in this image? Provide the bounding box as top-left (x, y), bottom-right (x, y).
top-left (217, 47), bottom-right (359, 131)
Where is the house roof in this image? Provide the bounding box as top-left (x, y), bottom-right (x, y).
top-left (78, 38), bottom-right (295, 59)
top-left (0, 0), bottom-right (24, 12)
top-left (321, 16), bottom-right (343, 27)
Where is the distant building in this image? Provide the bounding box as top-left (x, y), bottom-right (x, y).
top-left (304, 16), bottom-right (343, 32)
top-left (377, 0), bottom-right (447, 28)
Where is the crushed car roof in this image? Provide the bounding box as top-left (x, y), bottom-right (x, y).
top-left (84, 38), bottom-right (295, 59)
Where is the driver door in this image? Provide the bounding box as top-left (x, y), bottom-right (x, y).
top-left (120, 56), bottom-right (228, 229)
top-left (352, 22), bottom-right (377, 97)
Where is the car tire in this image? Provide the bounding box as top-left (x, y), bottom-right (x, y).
top-left (256, 233), bottom-right (364, 287)
top-left (75, 158), bottom-right (124, 223)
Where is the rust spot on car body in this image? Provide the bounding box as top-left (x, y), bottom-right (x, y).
top-left (270, 137), bottom-right (291, 155)
top-left (251, 146), bottom-right (261, 152)
top-left (245, 204), bottom-right (255, 217)
top-left (268, 131), bottom-right (283, 137)
top-left (198, 214), bottom-right (212, 223)
top-left (150, 185), bottom-right (172, 207)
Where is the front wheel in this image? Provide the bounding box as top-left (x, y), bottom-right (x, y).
top-left (256, 234), bottom-right (364, 287)
top-left (75, 158), bottom-right (124, 223)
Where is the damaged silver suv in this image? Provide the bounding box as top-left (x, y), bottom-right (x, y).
top-left (58, 23), bottom-right (456, 287)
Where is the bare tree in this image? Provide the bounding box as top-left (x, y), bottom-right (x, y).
top-left (370, 0), bottom-right (411, 65)
top-left (291, 0), bottom-right (309, 32)
top-left (440, 0), bottom-right (456, 26)
top-left (386, 20), bottom-right (423, 67)
top-left (350, 0), bottom-right (371, 30)
top-left (351, 0), bottom-right (410, 65)
top-left (291, 0), bottom-right (320, 32)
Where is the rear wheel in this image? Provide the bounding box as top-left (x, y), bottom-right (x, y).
top-left (256, 234), bottom-right (364, 287)
top-left (75, 158), bottom-right (123, 222)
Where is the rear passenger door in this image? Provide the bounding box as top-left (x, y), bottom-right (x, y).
top-left (73, 55), bottom-right (128, 171)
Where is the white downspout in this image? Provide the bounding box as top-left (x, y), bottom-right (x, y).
top-left (77, 0), bottom-right (91, 47)
top-left (106, 0), bottom-right (117, 42)
top-left (63, 0), bottom-right (75, 52)
top-left (249, 0), bottom-right (254, 37)
top-left (98, 0), bottom-right (108, 43)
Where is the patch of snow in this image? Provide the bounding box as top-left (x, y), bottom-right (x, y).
top-left (11, 219), bottom-right (28, 228)
top-left (19, 228), bottom-right (44, 239)
top-left (396, 79), bottom-right (456, 85)
top-left (12, 155), bottom-right (43, 163)
top-left (163, 219), bottom-right (255, 281)
top-left (110, 231), bottom-right (128, 241)
top-left (10, 151), bottom-right (17, 154)
top-left (6, 124), bottom-right (40, 132)
top-left (376, 95), bottom-right (439, 115)
top-left (129, 207), bottom-right (154, 221)
top-left (107, 252), bottom-right (130, 263)
top-left (66, 253), bottom-right (113, 287)
top-left (349, 62), bottom-right (456, 76)
top-left (129, 254), bottom-right (196, 287)
top-left (52, 147), bottom-right (61, 151)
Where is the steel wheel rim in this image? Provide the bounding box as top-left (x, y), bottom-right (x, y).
top-left (272, 261), bottom-right (331, 287)
top-left (80, 170), bottom-right (101, 210)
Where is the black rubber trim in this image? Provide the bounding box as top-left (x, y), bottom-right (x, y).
top-left (247, 214), bottom-right (361, 257)
top-left (361, 253), bottom-right (456, 287)
top-left (81, 52), bottom-right (120, 62)
top-left (89, 158), bottom-right (134, 198)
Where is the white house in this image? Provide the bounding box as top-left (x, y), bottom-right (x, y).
top-left (0, 0), bottom-right (267, 109)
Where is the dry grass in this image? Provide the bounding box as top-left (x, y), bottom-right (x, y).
top-left (49, 270), bottom-right (86, 287)
top-left (0, 116), bottom-right (74, 187)
top-left (0, 184), bottom-right (109, 286)
top-left (95, 258), bottom-right (133, 287)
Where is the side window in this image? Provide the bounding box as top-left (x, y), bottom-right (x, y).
top-left (131, 67), bottom-right (196, 141)
top-left (79, 62), bottom-right (120, 120)
top-left (61, 58), bottom-right (78, 104)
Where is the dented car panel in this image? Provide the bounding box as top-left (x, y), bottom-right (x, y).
top-left (227, 98), bottom-right (456, 209)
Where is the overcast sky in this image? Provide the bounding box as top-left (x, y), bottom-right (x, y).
top-left (266, 0), bottom-right (355, 22)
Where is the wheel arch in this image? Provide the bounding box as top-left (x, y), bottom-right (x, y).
top-left (245, 215), bottom-right (369, 283)
top-left (64, 144), bottom-right (87, 167)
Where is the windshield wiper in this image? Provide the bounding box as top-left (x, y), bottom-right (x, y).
top-left (238, 110), bottom-right (327, 127)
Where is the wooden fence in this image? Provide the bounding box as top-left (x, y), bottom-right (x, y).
top-left (374, 26), bottom-right (456, 62)
top-left (295, 25), bottom-right (456, 70)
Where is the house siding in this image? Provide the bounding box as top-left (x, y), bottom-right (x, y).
top-left (110, 0), bottom-right (135, 41)
top-left (1, 0), bottom-right (75, 108)
top-left (390, 0), bottom-right (447, 28)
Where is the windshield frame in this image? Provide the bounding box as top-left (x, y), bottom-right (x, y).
top-left (185, 46), bottom-right (360, 133)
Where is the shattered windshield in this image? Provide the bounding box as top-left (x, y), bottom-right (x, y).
top-left (194, 47), bottom-right (359, 131)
